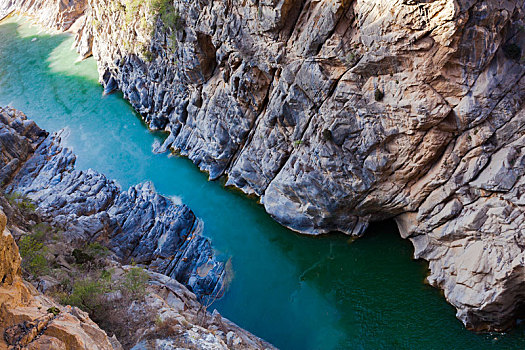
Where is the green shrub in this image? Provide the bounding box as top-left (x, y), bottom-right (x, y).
top-left (344, 51), bottom-right (357, 67)
top-left (18, 225), bottom-right (49, 277)
top-left (162, 9), bottom-right (183, 31)
top-left (168, 32), bottom-right (178, 52)
top-left (124, 0), bottom-right (143, 24)
top-left (85, 242), bottom-right (110, 258)
top-left (293, 140), bottom-right (304, 147)
top-left (100, 269), bottom-right (112, 281)
top-left (47, 306), bottom-right (61, 316)
top-left (150, 0), bottom-right (183, 32)
top-left (149, 0), bottom-right (168, 13)
top-left (6, 192), bottom-right (36, 212)
top-left (121, 267), bottom-right (149, 298)
top-left (141, 46), bottom-right (155, 62)
top-left (32, 222), bottom-right (54, 236)
top-left (70, 242), bottom-right (111, 272)
top-left (72, 248), bottom-right (94, 265)
top-left (63, 275), bottom-right (111, 314)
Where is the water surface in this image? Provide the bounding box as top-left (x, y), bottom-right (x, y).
top-left (1, 16), bottom-right (525, 349)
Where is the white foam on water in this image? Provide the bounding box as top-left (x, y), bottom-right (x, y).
top-left (170, 195), bottom-right (183, 206)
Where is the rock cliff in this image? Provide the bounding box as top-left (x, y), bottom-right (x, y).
top-left (0, 106), bottom-right (225, 301)
top-left (0, 209), bottom-right (121, 350)
top-left (0, 106), bottom-right (274, 349)
top-left (0, 0), bottom-right (86, 31)
top-left (2, 0), bottom-right (525, 333)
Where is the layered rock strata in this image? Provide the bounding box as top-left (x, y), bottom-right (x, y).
top-left (2, 0), bottom-right (525, 333)
top-left (0, 106), bottom-right (224, 301)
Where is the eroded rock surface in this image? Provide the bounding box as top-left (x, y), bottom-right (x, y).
top-left (0, 106), bottom-right (224, 301)
top-left (0, 106), bottom-right (274, 349)
top-left (0, 0), bottom-right (87, 31)
top-left (2, 0), bottom-right (525, 333)
top-left (0, 209), bottom-right (120, 350)
top-left (83, 0), bottom-right (525, 331)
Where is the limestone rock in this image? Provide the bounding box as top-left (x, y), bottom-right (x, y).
top-left (0, 0), bottom-right (87, 31)
top-left (0, 209), bottom-right (119, 350)
top-left (3, 0), bottom-right (525, 334)
top-left (0, 106), bottom-right (225, 301)
top-left (74, 0), bottom-right (525, 331)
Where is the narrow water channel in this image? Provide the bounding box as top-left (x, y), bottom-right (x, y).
top-left (1, 16), bottom-right (525, 349)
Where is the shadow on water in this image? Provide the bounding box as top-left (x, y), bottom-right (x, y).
top-left (2, 16), bottom-right (525, 350)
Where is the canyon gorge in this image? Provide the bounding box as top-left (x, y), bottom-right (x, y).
top-left (1, 0), bottom-right (525, 348)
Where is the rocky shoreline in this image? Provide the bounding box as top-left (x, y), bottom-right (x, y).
top-left (0, 106), bottom-right (225, 301)
top-left (0, 106), bottom-right (275, 349)
top-left (1, 0), bottom-right (525, 334)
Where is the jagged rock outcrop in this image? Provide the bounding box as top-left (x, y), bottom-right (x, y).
top-left (0, 106), bottom-right (224, 301)
top-left (0, 209), bottom-right (121, 350)
top-left (83, 0), bottom-right (525, 332)
top-left (0, 106), bottom-right (274, 349)
top-left (119, 270), bottom-right (275, 350)
top-left (0, 200), bottom-right (273, 350)
top-left (3, 0), bottom-right (525, 334)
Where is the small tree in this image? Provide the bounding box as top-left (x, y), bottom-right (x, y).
top-left (121, 267), bottom-right (149, 299)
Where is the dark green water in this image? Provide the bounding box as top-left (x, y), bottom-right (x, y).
top-left (1, 16), bottom-right (525, 349)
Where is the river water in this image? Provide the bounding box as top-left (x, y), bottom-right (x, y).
top-left (1, 16), bottom-right (525, 349)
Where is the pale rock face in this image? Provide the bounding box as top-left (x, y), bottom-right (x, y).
top-left (79, 0), bottom-right (525, 331)
top-left (0, 209), bottom-right (118, 350)
top-left (2, 0), bottom-right (525, 334)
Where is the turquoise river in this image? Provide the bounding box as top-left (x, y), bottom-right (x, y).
top-left (1, 16), bottom-right (525, 350)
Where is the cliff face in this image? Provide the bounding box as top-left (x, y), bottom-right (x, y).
top-left (0, 0), bottom-right (86, 30)
top-left (86, 0), bottom-right (525, 331)
top-left (2, 0), bottom-right (525, 333)
top-left (0, 209), bottom-right (120, 350)
top-left (0, 106), bottom-right (225, 300)
top-left (0, 106), bottom-right (274, 350)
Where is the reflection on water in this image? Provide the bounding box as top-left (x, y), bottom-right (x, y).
top-left (1, 16), bottom-right (525, 350)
